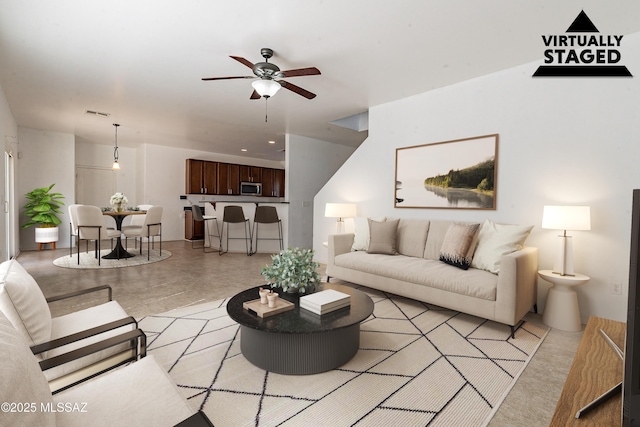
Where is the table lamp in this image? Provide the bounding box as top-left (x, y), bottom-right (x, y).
top-left (325, 203), bottom-right (357, 234)
top-left (542, 205), bottom-right (591, 276)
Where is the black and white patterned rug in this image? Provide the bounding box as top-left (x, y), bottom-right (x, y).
top-left (139, 287), bottom-right (548, 427)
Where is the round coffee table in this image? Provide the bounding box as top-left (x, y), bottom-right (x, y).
top-left (227, 282), bottom-right (374, 374)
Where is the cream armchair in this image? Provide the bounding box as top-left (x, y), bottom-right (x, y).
top-left (0, 310), bottom-right (211, 427)
top-left (0, 260), bottom-right (140, 393)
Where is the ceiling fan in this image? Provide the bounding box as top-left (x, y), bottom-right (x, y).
top-left (202, 48), bottom-right (321, 100)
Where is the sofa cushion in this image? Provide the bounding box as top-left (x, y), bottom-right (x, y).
top-left (439, 222), bottom-right (481, 270)
top-left (396, 219), bottom-right (430, 258)
top-left (423, 220), bottom-right (454, 260)
top-left (0, 260), bottom-right (52, 347)
top-left (334, 251), bottom-right (498, 300)
top-left (471, 219), bottom-right (533, 274)
top-left (351, 216), bottom-right (386, 251)
top-left (0, 311), bottom-right (55, 427)
top-left (367, 219), bottom-right (399, 255)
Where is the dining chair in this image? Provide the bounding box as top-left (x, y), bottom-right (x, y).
top-left (191, 204), bottom-right (220, 253)
top-left (121, 204), bottom-right (153, 249)
top-left (68, 204), bottom-right (82, 258)
top-left (251, 206), bottom-right (283, 254)
top-left (76, 206), bottom-right (121, 265)
top-left (220, 205), bottom-right (252, 256)
top-left (122, 206), bottom-right (163, 260)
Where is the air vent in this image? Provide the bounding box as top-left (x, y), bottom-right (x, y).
top-left (85, 110), bottom-right (111, 118)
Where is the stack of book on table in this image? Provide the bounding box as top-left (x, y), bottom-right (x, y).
top-left (300, 289), bottom-right (351, 315)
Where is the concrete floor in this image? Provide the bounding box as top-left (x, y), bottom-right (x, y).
top-left (16, 240), bottom-right (583, 426)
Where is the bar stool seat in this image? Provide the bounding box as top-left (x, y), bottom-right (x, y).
top-left (220, 205), bottom-right (252, 256)
top-left (252, 206), bottom-right (283, 254)
top-left (190, 205), bottom-right (220, 253)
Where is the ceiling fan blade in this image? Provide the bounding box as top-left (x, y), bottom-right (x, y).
top-left (202, 76), bottom-right (254, 81)
top-left (280, 67), bottom-right (321, 78)
top-left (279, 80), bottom-right (316, 99)
top-left (250, 90), bottom-right (261, 100)
top-left (230, 56), bottom-right (255, 69)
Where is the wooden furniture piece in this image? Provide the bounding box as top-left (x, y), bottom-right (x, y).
top-left (539, 269), bottom-right (590, 331)
top-left (217, 162), bottom-right (240, 195)
top-left (101, 210), bottom-right (145, 260)
top-left (184, 207), bottom-right (204, 240)
top-left (185, 159), bottom-right (217, 195)
top-left (550, 316), bottom-right (624, 426)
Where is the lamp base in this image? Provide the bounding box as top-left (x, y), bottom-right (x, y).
top-left (552, 234), bottom-right (575, 276)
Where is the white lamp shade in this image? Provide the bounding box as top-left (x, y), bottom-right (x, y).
top-left (542, 205), bottom-right (591, 231)
top-left (251, 79), bottom-right (281, 97)
top-left (325, 203), bottom-right (357, 219)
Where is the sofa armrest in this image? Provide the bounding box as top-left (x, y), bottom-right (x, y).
top-left (46, 284), bottom-right (113, 303)
top-left (494, 246), bottom-right (539, 325)
top-left (326, 233), bottom-right (355, 278)
top-left (30, 316), bottom-right (138, 355)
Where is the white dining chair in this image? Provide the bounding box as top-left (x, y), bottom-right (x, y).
top-left (76, 206), bottom-right (121, 265)
top-left (122, 204), bottom-right (153, 249)
top-left (122, 206), bottom-right (163, 260)
top-left (68, 204), bottom-right (82, 258)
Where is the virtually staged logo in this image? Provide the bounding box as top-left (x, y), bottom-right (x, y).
top-left (533, 10), bottom-right (632, 77)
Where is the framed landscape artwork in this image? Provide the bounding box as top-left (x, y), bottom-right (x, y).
top-left (395, 134), bottom-right (498, 209)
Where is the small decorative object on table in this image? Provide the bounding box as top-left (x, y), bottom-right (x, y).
top-left (110, 192), bottom-right (128, 212)
top-left (260, 247), bottom-right (321, 294)
top-left (243, 289), bottom-right (294, 318)
top-left (300, 289), bottom-right (351, 315)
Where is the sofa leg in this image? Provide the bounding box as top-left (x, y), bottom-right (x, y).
top-left (510, 326), bottom-right (515, 339)
top-left (533, 303), bottom-right (538, 314)
top-left (326, 276), bottom-right (331, 283)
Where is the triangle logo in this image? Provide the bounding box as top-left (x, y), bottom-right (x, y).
top-left (566, 10), bottom-right (599, 33)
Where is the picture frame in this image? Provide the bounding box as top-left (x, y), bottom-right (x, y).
top-left (395, 134), bottom-right (498, 209)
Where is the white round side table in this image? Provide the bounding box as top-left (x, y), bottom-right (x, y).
top-left (539, 269), bottom-right (590, 331)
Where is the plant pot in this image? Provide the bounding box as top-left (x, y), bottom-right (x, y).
top-left (35, 226), bottom-right (59, 243)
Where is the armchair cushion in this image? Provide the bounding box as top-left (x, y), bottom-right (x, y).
top-left (0, 260), bottom-right (52, 347)
top-left (54, 355), bottom-right (194, 427)
top-left (0, 311), bottom-right (55, 427)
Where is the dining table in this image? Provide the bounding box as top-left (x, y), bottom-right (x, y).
top-left (101, 210), bottom-right (146, 259)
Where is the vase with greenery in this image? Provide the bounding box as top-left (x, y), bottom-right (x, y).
top-left (261, 247), bottom-right (321, 294)
top-left (22, 183), bottom-right (65, 229)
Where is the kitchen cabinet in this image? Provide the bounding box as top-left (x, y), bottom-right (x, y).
top-left (262, 168), bottom-right (285, 197)
top-left (239, 165), bottom-right (262, 183)
top-left (217, 162), bottom-right (240, 195)
top-left (186, 159), bottom-right (217, 195)
top-left (185, 207), bottom-right (204, 240)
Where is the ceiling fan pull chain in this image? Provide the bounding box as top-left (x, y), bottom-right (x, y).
top-left (265, 98), bottom-right (268, 123)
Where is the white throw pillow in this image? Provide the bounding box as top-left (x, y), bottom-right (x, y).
top-left (471, 219), bottom-right (533, 274)
top-left (351, 216), bottom-right (386, 251)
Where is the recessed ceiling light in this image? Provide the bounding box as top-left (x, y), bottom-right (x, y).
top-left (268, 140), bottom-right (275, 144)
top-left (241, 149), bottom-right (248, 152)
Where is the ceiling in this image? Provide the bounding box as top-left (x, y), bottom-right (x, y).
top-left (1, 1), bottom-right (639, 162)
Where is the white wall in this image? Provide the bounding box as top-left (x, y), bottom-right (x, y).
top-left (314, 33), bottom-right (640, 323)
top-left (0, 84), bottom-right (18, 260)
top-left (17, 127), bottom-right (75, 251)
top-left (286, 134), bottom-right (356, 248)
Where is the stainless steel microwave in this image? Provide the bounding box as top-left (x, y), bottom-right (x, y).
top-left (240, 181), bottom-right (262, 196)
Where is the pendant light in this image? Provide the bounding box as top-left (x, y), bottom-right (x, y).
top-left (112, 123), bottom-right (121, 170)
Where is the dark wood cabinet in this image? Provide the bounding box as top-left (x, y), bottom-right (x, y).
top-left (262, 168), bottom-right (285, 197)
top-left (185, 208), bottom-right (204, 240)
top-left (186, 159), bottom-right (217, 195)
top-left (217, 162), bottom-right (240, 195)
top-left (239, 165), bottom-right (262, 183)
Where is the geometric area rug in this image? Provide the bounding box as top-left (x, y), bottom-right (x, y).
top-left (52, 249), bottom-right (171, 269)
top-left (138, 287), bottom-right (549, 427)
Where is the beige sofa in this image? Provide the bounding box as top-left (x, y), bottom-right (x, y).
top-left (326, 219), bottom-right (538, 336)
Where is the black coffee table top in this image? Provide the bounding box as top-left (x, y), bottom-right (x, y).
top-left (227, 282), bottom-right (374, 334)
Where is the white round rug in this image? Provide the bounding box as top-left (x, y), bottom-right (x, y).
top-left (53, 249), bottom-right (171, 269)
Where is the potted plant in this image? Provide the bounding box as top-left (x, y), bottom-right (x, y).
top-left (261, 247), bottom-right (321, 294)
top-left (22, 183), bottom-right (65, 246)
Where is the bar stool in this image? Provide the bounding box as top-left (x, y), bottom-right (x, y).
top-left (251, 206), bottom-right (283, 255)
top-left (191, 205), bottom-right (220, 253)
top-left (220, 205), bottom-right (252, 256)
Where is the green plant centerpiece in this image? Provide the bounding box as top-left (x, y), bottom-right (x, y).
top-left (22, 183), bottom-right (65, 229)
top-left (261, 247), bottom-right (321, 294)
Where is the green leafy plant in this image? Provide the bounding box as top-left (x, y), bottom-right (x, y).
top-left (261, 247), bottom-right (321, 294)
top-left (22, 183), bottom-right (65, 228)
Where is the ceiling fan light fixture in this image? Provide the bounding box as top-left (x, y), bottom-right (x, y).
top-left (251, 79), bottom-right (281, 98)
